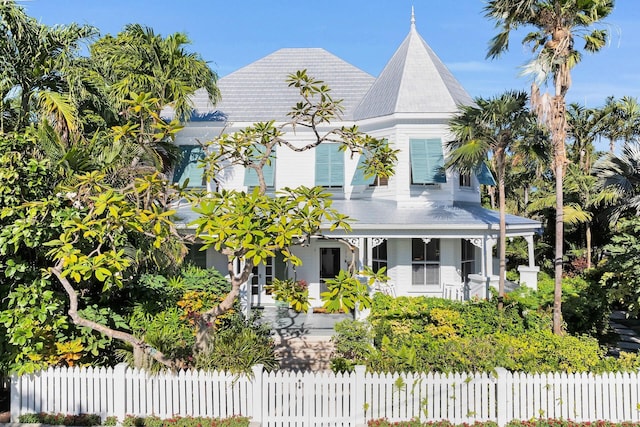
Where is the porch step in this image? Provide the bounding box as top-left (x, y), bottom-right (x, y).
top-left (273, 335), bottom-right (335, 372)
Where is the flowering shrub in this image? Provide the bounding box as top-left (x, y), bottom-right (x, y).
top-left (368, 420), bottom-right (640, 427)
top-left (122, 414), bottom-right (249, 427)
top-left (18, 412), bottom-right (101, 426)
top-left (265, 278), bottom-right (310, 312)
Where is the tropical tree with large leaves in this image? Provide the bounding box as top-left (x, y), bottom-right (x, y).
top-left (447, 91), bottom-right (545, 305)
top-left (485, 0), bottom-right (614, 334)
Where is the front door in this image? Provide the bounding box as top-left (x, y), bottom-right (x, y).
top-left (250, 257), bottom-right (274, 307)
top-left (319, 247), bottom-right (341, 293)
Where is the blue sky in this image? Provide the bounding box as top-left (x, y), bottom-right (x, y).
top-left (21, 0), bottom-right (640, 107)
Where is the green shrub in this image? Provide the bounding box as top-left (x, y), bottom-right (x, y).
top-left (330, 319), bottom-right (376, 372)
top-left (334, 293), bottom-right (634, 374)
top-left (103, 416), bottom-right (118, 426)
top-left (194, 311), bottom-right (277, 374)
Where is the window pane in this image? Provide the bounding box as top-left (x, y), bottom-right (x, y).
top-left (412, 264), bottom-right (425, 286)
top-left (426, 240), bottom-right (439, 261)
top-left (425, 265), bottom-right (439, 286)
top-left (412, 238), bottom-right (425, 261)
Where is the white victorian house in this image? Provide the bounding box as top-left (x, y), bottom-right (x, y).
top-left (169, 14), bottom-right (541, 309)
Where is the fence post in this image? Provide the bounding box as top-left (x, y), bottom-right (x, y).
top-left (113, 363), bottom-right (128, 422)
top-left (10, 373), bottom-right (20, 423)
top-left (251, 364), bottom-right (264, 426)
top-left (495, 367), bottom-right (509, 427)
top-left (353, 365), bottom-right (366, 427)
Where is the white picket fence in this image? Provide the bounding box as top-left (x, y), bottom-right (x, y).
top-left (10, 365), bottom-right (640, 426)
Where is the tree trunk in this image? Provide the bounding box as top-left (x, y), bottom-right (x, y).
top-left (51, 263), bottom-right (178, 369)
top-left (195, 257), bottom-right (252, 353)
top-left (497, 152), bottom-right (507, 310)
top-left (552, 93), bottom-right (568, 336)
top-left (586, 223), bottom-right (592, 270)
top-left (553, 157), bottom-right (564, 335)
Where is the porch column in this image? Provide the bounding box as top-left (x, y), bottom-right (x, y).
top-left (467, 236), bottom-right (497, 300)
top-left (518, 234), bottom-right (539, 290)
top-left (347, 238), bottom-right (364, 270)
top-left (525, 234), bottom-right (535, 268)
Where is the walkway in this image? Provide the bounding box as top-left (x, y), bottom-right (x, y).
top-left (609, 310), bottom-right (640, 355)
top-left (255, 305), bottom-right (352, 371)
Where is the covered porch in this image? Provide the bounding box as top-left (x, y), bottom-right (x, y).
top-left (322, 199), bottom-right (542, 301)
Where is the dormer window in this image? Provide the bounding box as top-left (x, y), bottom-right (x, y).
top-left (315, 144), bottom-right (344, 188)
top-left (409, 139), bottom-right (446, 185)
top-left (173, 145), bottom-right (205, 188)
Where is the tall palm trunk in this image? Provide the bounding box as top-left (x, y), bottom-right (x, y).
top-left (497, 151), bottom-right (507, 309)
top-left (586, 223), bottom-right (592, 270)
top-left (552, 90), bottom-right (568, 335)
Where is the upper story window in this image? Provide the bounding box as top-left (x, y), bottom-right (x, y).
top-left (411, 238), bottom-right (440, 287)
top-left (476, 162), bottom-right (496, 186)
top-left (244, 146), bottom-right (276, 189)
top-left (315, 144), bottom-right (344, 188)
top-left (351, 154), bottom-right (389, 187)
top-left (173, 145), bottom-right (205, 188)
top-left (371, 176), bottom-right (388, 187)
top-left (459, 173), bottom-right (472, 188)
top-left (409, 139), bottom-right (446, 185)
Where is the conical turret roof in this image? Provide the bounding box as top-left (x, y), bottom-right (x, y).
top-left (353, 13), bottom-right (473, 120)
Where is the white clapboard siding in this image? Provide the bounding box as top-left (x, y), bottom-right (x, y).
top-left (11, 365), bottom-right (640, 427)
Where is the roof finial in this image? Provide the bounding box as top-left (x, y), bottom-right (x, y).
top-left (411, 5), bottom-right (416, 30)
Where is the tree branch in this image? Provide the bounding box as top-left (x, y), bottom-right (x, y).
top-left (51, 262), bottom-right (179, 369)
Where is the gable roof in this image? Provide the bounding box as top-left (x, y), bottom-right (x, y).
top-left (353, 19), bottom-right (473, 120)
top-left (182, 48), bottom-right (375, 123)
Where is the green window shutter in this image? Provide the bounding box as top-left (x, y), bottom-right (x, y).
top-left (410, 139), bottom-right (446, 184)
top-left (244, 146), bottom-right (276, 187)
top-left (475, 162), bottom-right (496, 186)
top-left (315, 144), bottom-right (344, 187)
top-left (351, 154), bottom-right (376, 186)
top-left (173, 145), bottom-right (205, 187)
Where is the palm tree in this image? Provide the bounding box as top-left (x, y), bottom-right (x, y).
top-left (447, 91), bottom-right (543, 305)
top-left (0, 0), bottom-right (96, 133)
top-left (566, 103), bottom-right (601, 172)
top-left (87, 24), bottom-right (220, 122)
top-left (599, 96), bottom-right (640, 153)
top-left (593, 142), bottom-right (640, 224)
top-left (485, 0), bottom-right (613, 334)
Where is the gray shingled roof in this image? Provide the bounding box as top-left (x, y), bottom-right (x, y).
top-left (353, 23), bottom-right (474, 120)
top-left (325, 199), bottom-right (541, 234)
top-left (174, 198), bottom-right (541, 234)
top-left (177, 48), bottom-right (375, 123)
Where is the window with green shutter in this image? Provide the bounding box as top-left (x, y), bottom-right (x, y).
top-left (409, 139), bottom-right (446, 185)
top-left (475, 162), bottom-right (496, 186)
top-left (173, 145), bottom-right (205, 188)
top-left (244, 146), bottom-right (276, 188)
top-left (350, 154), bottom-right (376, 186)
top-left (315, 144), bottom-right (344, 188)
